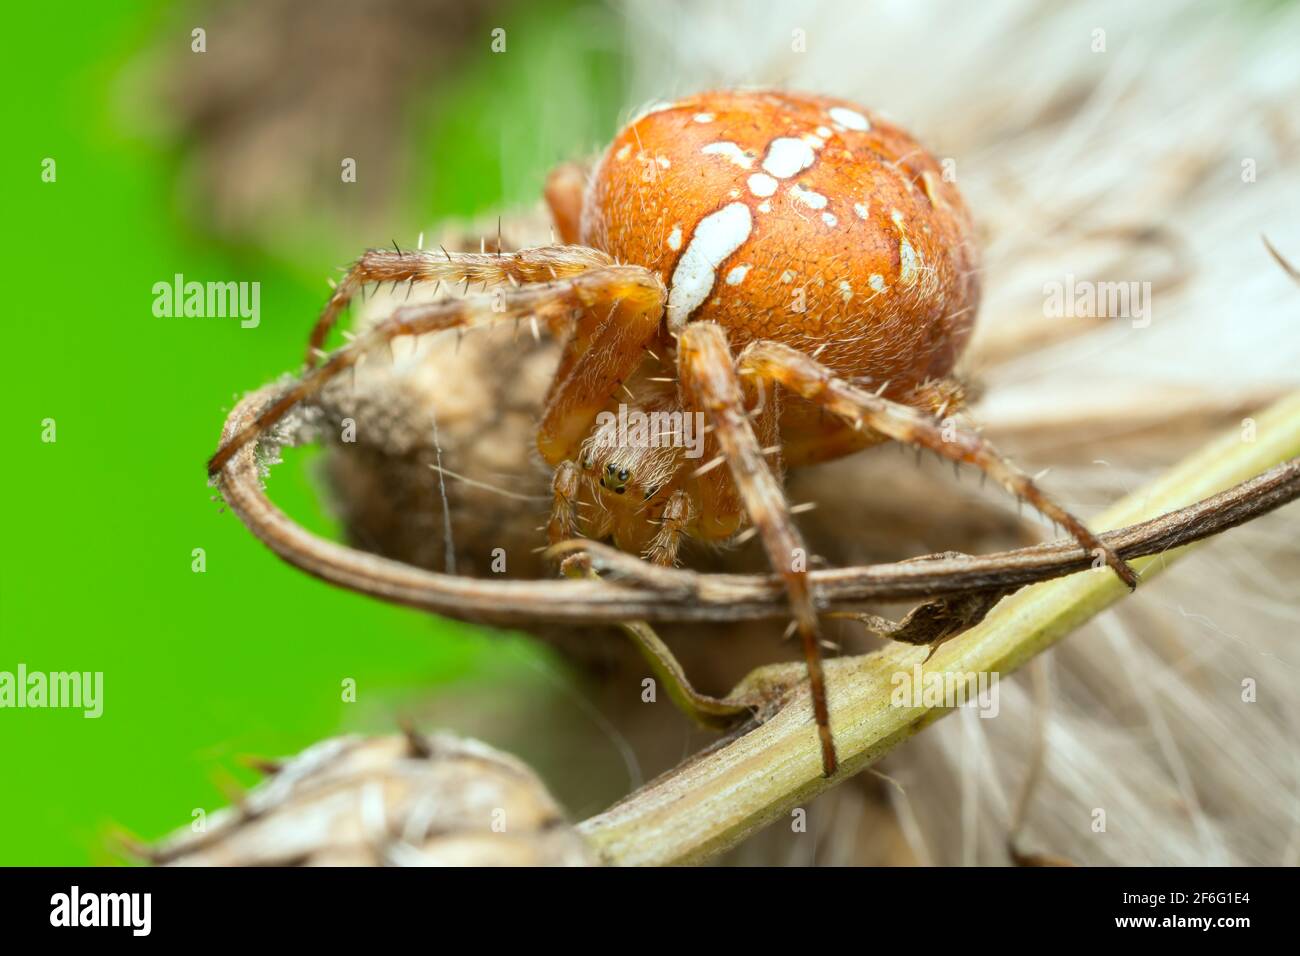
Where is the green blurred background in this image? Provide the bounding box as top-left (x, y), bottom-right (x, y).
top-left (1, 0), bottom-right (630, 864)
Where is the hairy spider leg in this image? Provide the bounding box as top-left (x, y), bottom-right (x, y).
top-left (737, 339), bottom-right (1139, 589)
top-left (208, 263), bottom-right (664, 477)
top-left (538, 271), bottom-right (667, 544)
top-left (544, 162), bottom-right (589, 246)
top-left (537, 276), bottom-right (666, 463)
top-left (302, 244), bottom-right (614, 367)
top-left (643, 489), bottom-right (695, 566)
top-left (677, 322), bottom-right (839, 778)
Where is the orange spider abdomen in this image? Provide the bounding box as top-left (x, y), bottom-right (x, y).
top-left (581, 89), bottom-right (980, 396)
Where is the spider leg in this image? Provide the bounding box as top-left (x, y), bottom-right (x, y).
top-left (209, 264), bottom-right (663, 477)
top-left (544, 162), bottom-right (589, 245)
top-left (644, 489), bottom-right (694, 566)
top-left (738, 340), bottom-right (1139, 589)
top-left (538, 269), bottom-right (669, 547)
top-left (677, 322), bottom-right (839, 777)
top-left (536, 276), bottom-right (667, 464)
top-left (303, 244), bottom-right (613, 367)
top-left (547, 460), bottom-right (582, 546)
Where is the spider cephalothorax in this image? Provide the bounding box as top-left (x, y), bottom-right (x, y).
top-left (209, 89), bottom-right (1137, 777)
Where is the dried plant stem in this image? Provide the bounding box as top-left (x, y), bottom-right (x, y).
top-left (560, 556), bottom-right (759, 728)
top-left (216, 388), bottom-right (1300, 625)
top-left (575, 391), bottom-right (1300, 865)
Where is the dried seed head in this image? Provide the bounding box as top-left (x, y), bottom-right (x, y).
top-left (147, 733), bottom-right (598, 867)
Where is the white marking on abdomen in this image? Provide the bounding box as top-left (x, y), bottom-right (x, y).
top-left (761, 137), bottom-right (816, 178)
top-left (666, 202), bottom-right (753, 332)
top-left (898, 238), bottom-right (918, 284)
top-left (789, 183), bottom-right (828, 209)
top-left (702, 141), bottom-right (754, 169)
top-left (828, 106), bottom-right (870, 130)
top-left (747, 173), bottom-right (778, 197)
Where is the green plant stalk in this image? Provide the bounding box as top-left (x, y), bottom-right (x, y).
top-left (577, 390), bottom-right (1300, 865)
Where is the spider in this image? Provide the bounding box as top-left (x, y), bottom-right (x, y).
top-left (208, 89), bottom-right (1137, 778)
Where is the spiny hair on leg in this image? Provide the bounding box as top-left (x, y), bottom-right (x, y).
top-left (306, 244), bottom-right (617, 366)
top-left (211, 267), bottom-right (656, 477)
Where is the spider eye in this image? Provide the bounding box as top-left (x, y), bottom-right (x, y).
top-left (600, 463), bottom-right (632, 495)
